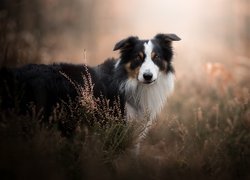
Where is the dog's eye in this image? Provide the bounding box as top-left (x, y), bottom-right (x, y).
top-left (135, 55), bottom-right (142, 61)
top-left (154, 54), bottom-right (160, 60)
top-left (135, 52), bottom-right (144, 61)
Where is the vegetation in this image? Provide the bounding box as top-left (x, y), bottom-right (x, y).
top-left (0, 64), bottom-right (249, 180)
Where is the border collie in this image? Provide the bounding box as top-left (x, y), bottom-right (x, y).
top-left (0, 33), bottom-right (180, 143)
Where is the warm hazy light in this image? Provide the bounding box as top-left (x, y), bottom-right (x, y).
top-left (0, 2), bottom-right (249, 178)
top-left (80, 0), bottom-right (249, 66)
top-left (2, 0), bottom-right (249, 80)
top-left (69, 0), bottom-right (246, 83)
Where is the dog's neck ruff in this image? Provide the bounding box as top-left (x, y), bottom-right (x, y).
top-left (120, 72), bottom-right (174, 121)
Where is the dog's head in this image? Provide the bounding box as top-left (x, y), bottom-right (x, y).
top-left (114, 34), bottom-right (181, 84)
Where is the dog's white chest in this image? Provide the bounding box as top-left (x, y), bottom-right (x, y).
top-left (124, 72), bottom-right (174, 121)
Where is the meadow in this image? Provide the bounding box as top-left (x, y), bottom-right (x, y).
top-left (0, 56), bottom-right (249, 180)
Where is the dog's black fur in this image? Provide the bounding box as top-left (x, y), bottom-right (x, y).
top-left (0, 60), bottom-right (123, 119)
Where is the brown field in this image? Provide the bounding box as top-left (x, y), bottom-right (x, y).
top-left (0, 0), bottom-right (250, 180)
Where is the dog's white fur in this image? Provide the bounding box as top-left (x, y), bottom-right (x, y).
top-left (121, 72), bottom-right (174, 154)
top-left (122, 72), bottom-right (174, 121)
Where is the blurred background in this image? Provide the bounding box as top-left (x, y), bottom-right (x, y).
top-left (0, 0), bottom-right (249, 88)
top-left (0, 1), bottom-right (250, 178)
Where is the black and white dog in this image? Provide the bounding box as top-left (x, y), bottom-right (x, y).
top-left (0, 33), bottom-right (180, 139)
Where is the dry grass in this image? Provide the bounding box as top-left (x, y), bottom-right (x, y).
top-left (0, 61), bottom-right (249, 180)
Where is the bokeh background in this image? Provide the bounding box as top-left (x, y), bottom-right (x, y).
top-left (0, 1), bottom-right (250, 179)
top-left (1, 0), bottom-right (249, 63)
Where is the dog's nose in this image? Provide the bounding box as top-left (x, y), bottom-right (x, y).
top-left (143, 72), bottom-right (153, 81)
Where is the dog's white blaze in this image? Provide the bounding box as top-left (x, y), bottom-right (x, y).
top-left (138, 40), bottom-right (159, 82)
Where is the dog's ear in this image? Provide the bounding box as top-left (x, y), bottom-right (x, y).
top-left (154, 33), bottom-right (181, 43)
top-left (113, 36), bottom-right (139, 51)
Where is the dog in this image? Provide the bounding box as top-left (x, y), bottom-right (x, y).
top-left (113, 34), bottom-right (180, 148)
top-left (0, 33), bottom-right (180, 146)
